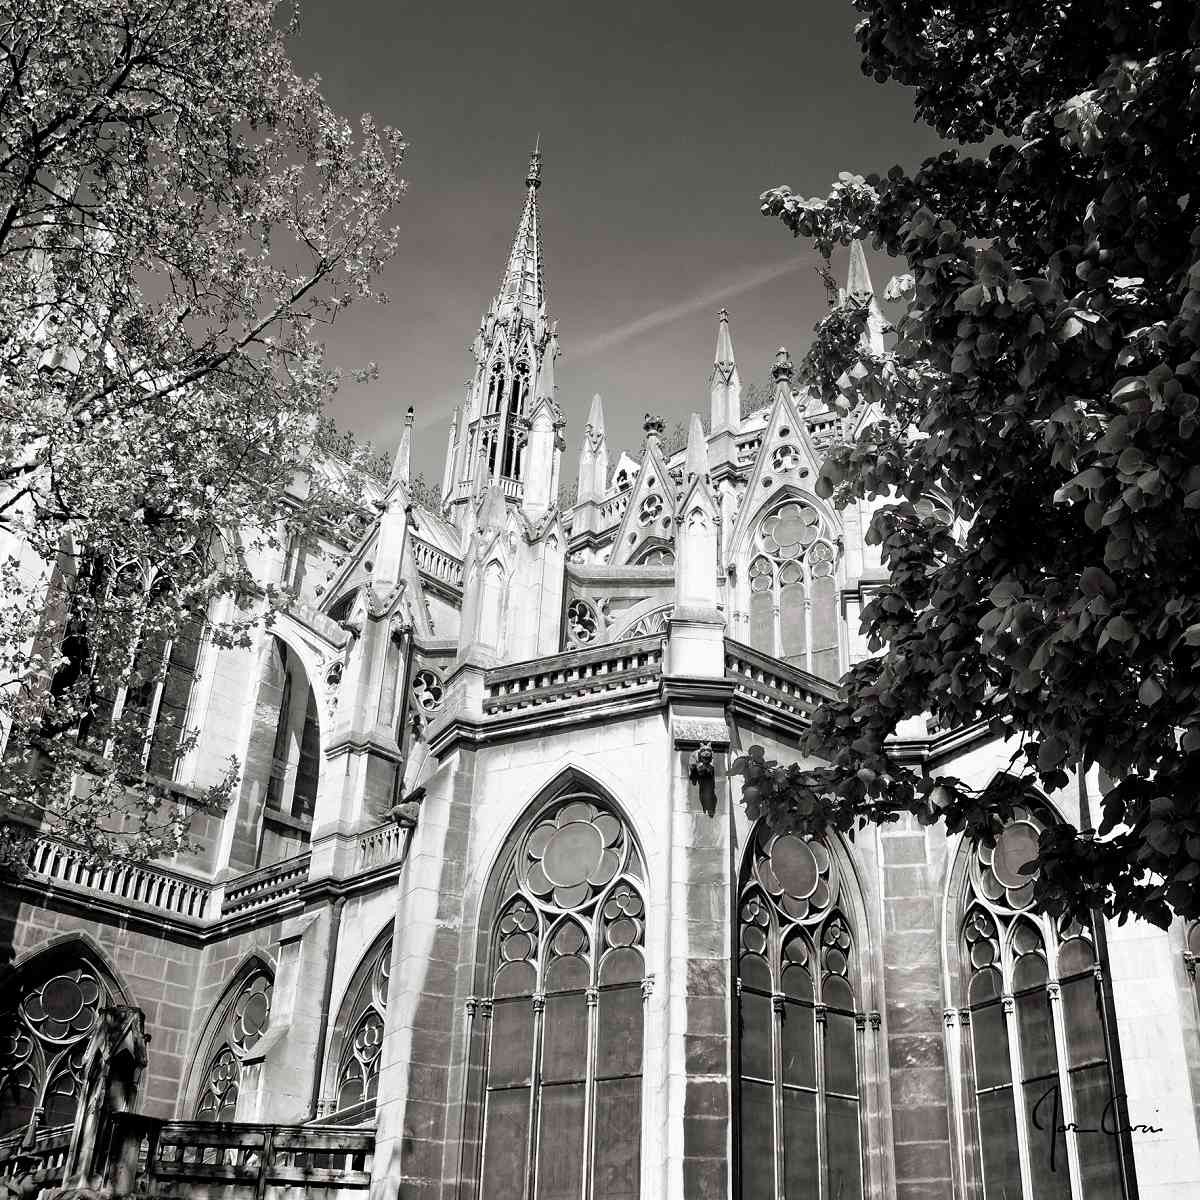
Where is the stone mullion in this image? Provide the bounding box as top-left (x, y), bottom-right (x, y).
top-left (1046, 980), bottom-right (1085, 1198)
top-left (814, 1003), bottom-right (829, 1200)
top-left (455, 997), bottom-right (481, 1197)
top-left (854, 1011), bottom-right (868, 1192)
top-left (771, 992), bottom-right (786, 1199)
top-left (524, 992), bottom-right (547, 1200)
top-left (581, 986), bottom-right (600, 1200)
top-left (1001, 993), bottom-right (1036, 1200)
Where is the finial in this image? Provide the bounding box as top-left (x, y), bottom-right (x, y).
top-left (717, 307), bottom-right (729, 322)
top-left (526, 138), bottom-right (542, 190)
top-left (772, 346), bottom-right (795, 386)
top-left (714, 307), bottom-right (736, 370)
top-left (404, 405), bottom-right (414, 426)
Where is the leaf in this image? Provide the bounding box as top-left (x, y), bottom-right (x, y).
top-left (1105, 615), bottom-right (1136, 643)
top-left (1138, 677), bottom-right (1164, 706)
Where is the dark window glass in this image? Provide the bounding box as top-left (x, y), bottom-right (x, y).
top-left (825, 1093), bottom-right (863, 1200)
top-left (482, 1085), bottom-right (530, 1200)
top-left (971, 1002), bottom-right (1012, 1090)
top-left (782, 1088), bottom-right (819, 1200)
top-left (740, 990), bottom-right (774, 1081)
top-left (535, 1082), bottom-right (585, 1200)
top-left (1016, 987), bottom-right (1057, 1081)
top-left (1023, 1081), bottom-right (1072, 1200)
top-left (780, 1001), bottom-right (815, 1088)
top-left (824, 1011), bottom-right (858, 1098)
top-left (593, 1076), bottom-right (641, 1200)
top-left (542, 993), bottom-right (588, 1083)
top-left (739, 1079), bottom-right (775, 1200)
top-left (977, 1087), bottom-right (1021, 1200)
top-left (1070, 1063), bottom-right (1124, 1200)
top-left (1062, 975), bottom-right (1106, 1068)
top-left (597, 986), bottom-right (643, 1079)
top-left (489, 998), bottom-right (533, 1087)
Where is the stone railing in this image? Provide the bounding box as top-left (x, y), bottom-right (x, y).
top-left (497, 475), bottom-right (524, 501)
top-left (411, 536), bottom-right (464, 589)
top-left (108, 1115), bottom-right (373, 1198)
top-left (0, 1123), bottom-right (71, 1199)
top-left (220, 852), bottom-right (310, 916)
top-left (355, 820), bottom-right (409, 872)
top-left (736, 434), bottom-right (763, 463)
top-left (25, 836), bottom-right (212, 922)
top-left (598, 491), bottom-right (630, 525)
top-left (725, 639), bottom-right (833, 723)
top-left (483, 635), bottom-right (662, 717)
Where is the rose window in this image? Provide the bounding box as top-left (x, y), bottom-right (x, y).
top-left (771, 444), bottom-right (800, 472)
top-left (523, 801), bottom-right (624, 910)
top-left (231, 974), bottom-right (272, 1053)
top-left (750, 828), bottom-right (836, 924)
top-left (566, 599), bottom-right (599, 646)
top-left (638, 494), bottom-right (664, 525)
top-left (412, 669), bottom-right (444, 715)
top-left (973, 818), bottom-right (1041, 910)
top-left (760, 502), bottom-right (821, 559)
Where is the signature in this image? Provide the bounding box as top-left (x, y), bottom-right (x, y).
top-left (1031, 1084), bottom-right (1162, 1172)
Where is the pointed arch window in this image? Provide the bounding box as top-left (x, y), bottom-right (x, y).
top-left (746, 501), bottom-right (839, 679)
top-left (0, 948), bottom-right (121, 1139)
top-left (32, 553), bottom-right (208, 780)
top-left (472, 788), bottom-right (647, 1200)
top-left (193, 969), bottom-right (273, 1121)
top-left (737, 824), bottom-right (864, 1200)
top-left (958, 808), bottom-right (1132, 1199)
top-left (501, 360), bottom-right (532, 479)
top-left (320, 929), bottom-right (392, 1121)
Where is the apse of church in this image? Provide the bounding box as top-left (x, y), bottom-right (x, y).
top-left (3, 149), bottom-right (1200, 1200)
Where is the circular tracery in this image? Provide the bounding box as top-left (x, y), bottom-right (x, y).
top-left (524, 801), bottom-right (623, 909)
top-left (760, 502), bottom-right (821, 559)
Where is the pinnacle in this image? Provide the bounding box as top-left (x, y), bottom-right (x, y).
top-left (847, 239), bottom-right (874, 303)
top-left (586, 393), bottom-right (605, 435)
top-left (684, 412), bottom-right (708, 481)
top-left (715, 307), bottom-right (735, 368)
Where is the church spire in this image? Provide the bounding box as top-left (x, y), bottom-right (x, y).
top-left (496, 141), bottom-right (545, 320)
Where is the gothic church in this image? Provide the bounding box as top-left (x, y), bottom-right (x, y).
top-left (3, 149), bottom-right (1200, 1200)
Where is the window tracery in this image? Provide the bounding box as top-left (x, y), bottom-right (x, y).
top-left (737, 824), bottom-right (864, 1200)
top-left (619, 606), bottom-right (671, 640)
top-left (0, 952), bottom-right (117, 1138)
top-left (332, 934), bottom-right (392, 1114)
top-left (746, 500), bottom-right (839, 679)
top-left (565, 598), bottom-right (600, 647)
top-left (194, 969), bottom-right (273, 1122)
top-left (958, 807), bottom-right (1129, 1199)
top-left (631, 546), bottom-right (674, 567)
top-left (474, 789), bottom-right (646, 1200)
top-left (411, 668), bottom-right (445, 716)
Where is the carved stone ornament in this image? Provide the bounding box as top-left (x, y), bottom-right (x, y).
top-left (672, 717), bottom-right (731, 750)
top-left (390, 785), bottom-right (426, 829)
top-left (688, 742), bottom-right (718, 816)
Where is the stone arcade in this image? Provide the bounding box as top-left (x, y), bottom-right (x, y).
top-left (2, 149), bottom-right (1200, 1200)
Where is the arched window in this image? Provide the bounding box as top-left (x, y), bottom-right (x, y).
top-left (746, 501), bottom-right (839, 680)
top-left (501, 360), bottom-right (532, 479)
top-left (957, 807), bottom-right (1131, 1199)
top-left (193, 966), bottom-right (273, 1121)
top-left (737, 823), bottom-right (864, 1200)
top-left (630, 546), bottom-right (674, 568)
top-left (485, 361), bottom-right (507, 416)
top-left (472, 786), bottom-right (646, 1200)
top-left (0, 946), bottom-right (123, 1139)
top-left (33, 553), bottom-right (207, 780)
top-left (618, 606), bottom-right (671, 641)
top-left (322, 927), bottom-right (392, 1121)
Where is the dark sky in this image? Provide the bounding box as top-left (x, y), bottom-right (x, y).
top-left (291, 0), bottom-right (944, 470)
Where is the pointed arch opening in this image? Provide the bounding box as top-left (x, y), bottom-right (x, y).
top-left (735, 822), bottom-right (865, 1200)
top-left (0, 939), bottom-right (130, 1142)
top-left (743, 499), bottom-right (839, 680)
top-left (950, 801), bottom-right (1135, 1199)
top-left (465, 775), bottom-right (647, 1200)
top-left (188, 955), bottom-right (274, 1122)
top-left (319, 923), bottom-right (394, 1124)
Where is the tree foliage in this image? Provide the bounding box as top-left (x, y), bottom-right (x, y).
top-left (749, 0), bottom-right (1200, 927)
top-left (0, 0), bottom-right (404, 863)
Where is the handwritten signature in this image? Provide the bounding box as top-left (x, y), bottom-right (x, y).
top-left (1031, 1084), bottom-right (1162, 1172)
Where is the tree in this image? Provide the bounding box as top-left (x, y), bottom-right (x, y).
top-left (0, 0), bottom-right (405, 864)
top-left (749, 0), bottom-right (1200, 927)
